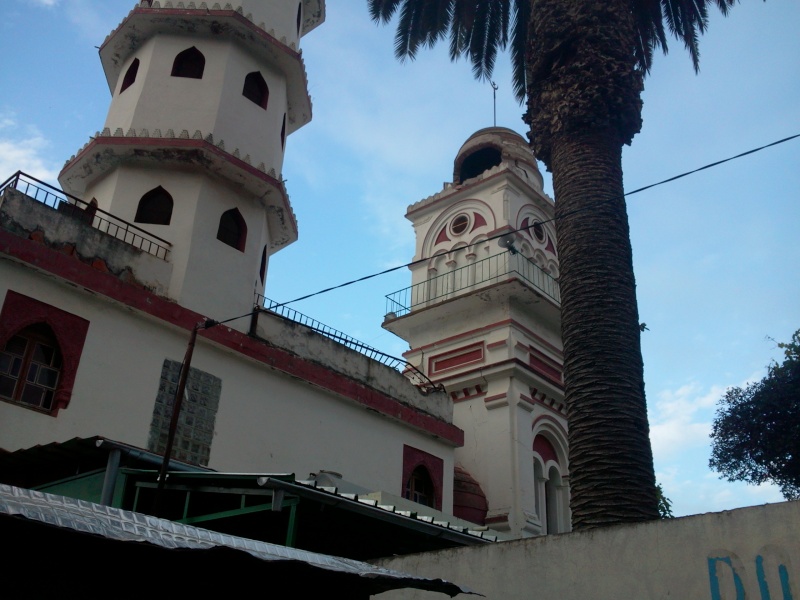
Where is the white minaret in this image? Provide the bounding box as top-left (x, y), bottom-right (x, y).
top-left (58, 1), bottom-right (325, 326)
top-left (384, 128), bottom-right (569, 537)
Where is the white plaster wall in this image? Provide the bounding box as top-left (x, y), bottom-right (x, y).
top-left (254, 312), bottom-right (452, 422)
top-left (180, 176), bottom-right (266, 321)
top-left (106, 36), bottom-right (222, 137)
top-left (103, 36), bottom-right (287, 172)
top-left (240, 0), bottom-right (305, 47)
top-left (82, 165), bottom-right (266, 325)
top-left (106, 38), bottom-right (157, 118)
top-left (214, 43), bottom-right (288, 174)
top-left (375, 501), bottom-right (800, 600)
top-left (80, 169), bottom-right (122, 215)
top-left (208, 353), bottom-right (454, 509)
top-left (0, 260), bottom-right (454, 510)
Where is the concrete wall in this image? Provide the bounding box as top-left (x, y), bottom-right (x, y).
top-left (375, 501), bottom-right (800, 599)
top-left (254, 310), bottom-right (452, 423)
top-left (0, 187), bottom-right (172, 294)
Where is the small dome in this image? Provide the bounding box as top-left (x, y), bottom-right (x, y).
top-left (453, 127), bottom-right (542, 188)
top-left (452, 465), bottom-right (488, 525)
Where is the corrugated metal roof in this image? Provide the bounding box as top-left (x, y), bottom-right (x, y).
top-left (0, 484), bottom-right (476, 596)
top-left (263, 476), bottom-right (500, 542)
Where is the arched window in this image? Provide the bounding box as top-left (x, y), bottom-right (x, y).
top-left (217, 208), bottom-right (247, 252)
top-left (259, 246), bottom-right (267, 284)
top-left (404, 465), bottom-right (435, 508)
top-left (135, 186), bottom-right (173, 225)
top-left (533, 432), bottom-right (570, 535)
top-left (171, 47), bottom-right (205, 79)
top-left (0, 323), bottom-right (62, 412)
top-left (281, 113), bottom-right (287, 149)
top-left (120, 58), bottom-right (140, 93)
top-left (242, 72), bottom-right (269, 109)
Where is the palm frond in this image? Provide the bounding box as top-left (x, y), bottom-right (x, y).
top-left (633, 0), bottom-right (667, 74)
top-left (368, 0), bottom-right (404, 23)
top-left (467, 0), bottom-right (494, 80)
top-left (656, 0), bottom-right (729, 72)
top-left (510, 0), bottom-right (530, 102)
top-left (391, 0), bottom-right (454, 61)
top-left (371, 0), bottom-right (739, 103)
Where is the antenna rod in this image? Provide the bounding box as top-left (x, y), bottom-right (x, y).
top-left (491, 81), bottom-right (498, 127)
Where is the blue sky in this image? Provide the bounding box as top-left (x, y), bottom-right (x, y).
top-left (1, 0), bottom-right (798, 516)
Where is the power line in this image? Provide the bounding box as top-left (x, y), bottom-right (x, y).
top-left (271, 133), bottom-right (799, 310)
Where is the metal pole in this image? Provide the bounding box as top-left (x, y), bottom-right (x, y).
top-left (491, 81), bottom-right (498, 127)
top-left (153, 321), bottom-right (202, 516)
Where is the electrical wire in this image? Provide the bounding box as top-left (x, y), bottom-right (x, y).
top-left (270, 133), bottom-right (799, 310)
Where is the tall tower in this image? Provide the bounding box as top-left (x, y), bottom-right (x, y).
top-left (384, 128), bottom-right (569, 537)
top-left (58, 1), bottom-right (325, 326)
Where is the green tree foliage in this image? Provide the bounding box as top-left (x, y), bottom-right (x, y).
top-left (710, 330), bottom-right (800, 499)
top-left (656, 483), bottom-right (674, 518)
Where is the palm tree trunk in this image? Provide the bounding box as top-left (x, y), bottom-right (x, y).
top-left (525, 0), bottom-right (659, 529)
top-left (551, 130), bottom-right (659, 529)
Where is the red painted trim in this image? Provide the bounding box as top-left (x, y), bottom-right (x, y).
top-left (0, 291), bottom-right (90, 415)
top-left (484, 393), bottom-right (506, 404)
top-left (0, 230), bottom-right (463, 445)
top-left (529, 348), bottom-right (562, 383)
top-left (533, 435), bottom-right (559, 466)
top-left (59, 137), bottom-right (298, 236)
top-left (432, 357), bottom-right (565, 392)
top-left (451, 385), bottom-right (486, 404)
top-left (484, 513), bottom-right (509, 525)
top-left (102, 8), bottom-right (303, 61)
top-left (405, 316), bottom-right (562, 357)
top-left (429, 342), bottom-right (484, 375)
top-left (471, 212), bottom-right (487, 231)
top-left (486, 340), bottom-right (506, 351)
top-left (402, 445), bottom-right (444, 511)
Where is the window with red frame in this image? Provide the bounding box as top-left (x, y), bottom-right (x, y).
top-left (0, 324), bottom-right (62, 412)
top-left (401, 445), bottom-right (443, 510)
top-left (0, 291), bottom-right (90, 415)
top-left (404, 465), bottom-right (436, 507)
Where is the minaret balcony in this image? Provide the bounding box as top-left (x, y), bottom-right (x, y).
top-left (385, 252), bottom-right (560, 319)
top-left (1, 171), bottom-right (171, 261)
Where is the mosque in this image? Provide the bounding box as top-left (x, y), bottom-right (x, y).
top-left (3, 4), bottom-right (797, 598)
top-left (0, 0), bottom-right (567, 545)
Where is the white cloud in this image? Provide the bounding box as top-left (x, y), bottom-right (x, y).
top-left (647, 381), bottom-right (726, 460)
top-left (0, 113), bottom-right (60, 183)
top-left (26, 0), bottom-right (59, 6)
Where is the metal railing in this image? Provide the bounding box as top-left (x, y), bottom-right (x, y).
top-left (255, 295), bottom-right (441, 394)
top-left (385, 251), bottom-right (560, 317)
top-left (0, 171), bottom-right (171, 260)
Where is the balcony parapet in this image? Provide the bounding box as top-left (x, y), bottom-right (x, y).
top-left (255, 296), bottom-right (442, 396)
top-left (0, 171), bottom-right (171, 260)
top-left (385, 252), bottom-right (560, 318)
